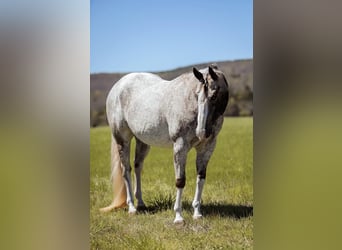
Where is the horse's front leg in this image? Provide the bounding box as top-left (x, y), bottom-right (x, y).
top-left (173, 137), bottom-right (189, 224)
top-left (193, 138), bottom-right (217, 219)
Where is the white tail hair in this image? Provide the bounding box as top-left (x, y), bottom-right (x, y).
top-left (100, 136), bottom-right (127, 212)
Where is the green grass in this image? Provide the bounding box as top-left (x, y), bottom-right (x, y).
top-left (90, 117), bottom-right (253, 249)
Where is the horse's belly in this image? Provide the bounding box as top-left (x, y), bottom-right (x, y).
top-left (128, 120), bottom-right (173, 147)
top-left (124, 85), bottom-right (174, 147)
top-left (136, 133), bottom-right (173, 148)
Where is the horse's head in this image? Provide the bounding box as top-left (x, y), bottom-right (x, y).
top-left (193, 65), bottom-right (229, 140)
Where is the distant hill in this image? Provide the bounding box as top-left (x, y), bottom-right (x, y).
top-left (90, 59), bottom-right (253, 127)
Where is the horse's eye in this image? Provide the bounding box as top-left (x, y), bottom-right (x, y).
top-left (210, 87), bottom-right (219, 100)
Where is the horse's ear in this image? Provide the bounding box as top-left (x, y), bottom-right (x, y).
top-left (210, 63), bottom-right (218, 70)
top-left (209, 66), bottom-right (218, 81)
top-left (193, 67), bottom-right (204, 84)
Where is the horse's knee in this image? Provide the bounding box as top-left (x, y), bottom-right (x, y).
top-left (176, 177), bottom-right (186, 188)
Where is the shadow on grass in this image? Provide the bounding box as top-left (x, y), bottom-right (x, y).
top-left (201, 203), bottom-right (253, 218)
top-left (139, 195), bottom-right (253, 219)
top-left (182, 201), bottom-right (253, 218)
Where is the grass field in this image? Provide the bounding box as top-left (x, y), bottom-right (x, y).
top-left (90, 117), bottom-right (253, 249)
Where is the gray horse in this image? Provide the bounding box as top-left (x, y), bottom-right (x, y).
top-left (100, 65), bottom-right (229, 223)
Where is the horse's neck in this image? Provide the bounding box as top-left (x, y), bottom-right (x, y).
top-left (165, 75), bottom-right (199, 119)
top-left (170, 73), bottom-right (198, 92)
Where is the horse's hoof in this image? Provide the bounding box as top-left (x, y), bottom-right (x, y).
top-left (137, 205), bottom-right (147, 212)
top-left (128, 207), bottom-right (137, 214)
top-left (173, 218), bottom-right (185, 225)
top-left (193, 214), bottom-right (203, 220)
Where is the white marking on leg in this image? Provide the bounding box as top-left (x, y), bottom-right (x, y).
top-left (122, 166), bottom-right (136, 213)
top-left (174, 188), bottom-right (184, 223)
top-left (192, 177), bottom-right (205, 219)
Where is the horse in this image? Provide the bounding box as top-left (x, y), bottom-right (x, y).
top-left (100, 65), bottom-right (229, 224)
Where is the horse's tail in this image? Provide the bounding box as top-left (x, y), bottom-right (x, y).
top-left (100, 135), bottom-right (127, 212)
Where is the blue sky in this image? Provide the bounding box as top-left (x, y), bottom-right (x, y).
top-left (91, 0), bottom-right (252, 73)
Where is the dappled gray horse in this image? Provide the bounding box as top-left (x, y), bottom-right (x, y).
top-left (101, 65), bottom-right (229, 223)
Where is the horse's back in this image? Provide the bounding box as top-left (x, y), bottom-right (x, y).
top-left (107, 73), bottom-right (164, 114)
top-left (109, 72), bottom-right (163, 95)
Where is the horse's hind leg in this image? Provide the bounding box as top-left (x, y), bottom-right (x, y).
top-left (114, 133), bottom-right (136, 213)
top-left (134, 138), bottom-right (150, 210)
top-left (193, 138), bottom-right (217, 219)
